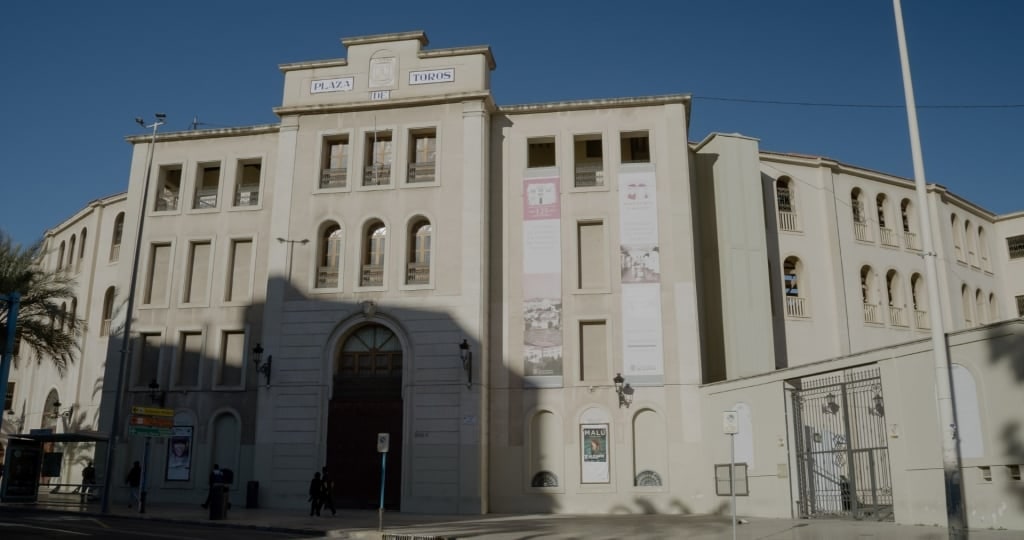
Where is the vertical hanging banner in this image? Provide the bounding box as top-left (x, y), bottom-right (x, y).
top-left (522, 177), bottom-right (563, 385)
top-left (618, 169), bottom-right (664, 382)
top-left (165, 426), bottom-right (193, 481)
top-left (581, 424), bottom-right (610, 483)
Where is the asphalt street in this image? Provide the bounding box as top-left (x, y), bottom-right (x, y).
top-left (0, 508), bottom-right (317, 539)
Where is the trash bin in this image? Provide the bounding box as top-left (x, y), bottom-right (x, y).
top-left (208, 485), bottom-right (228, 520)
top-left (246, 480), bottom-right (259, 509)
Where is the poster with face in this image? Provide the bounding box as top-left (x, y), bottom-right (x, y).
top-left (165, 426), bottom-right (192, 481)
top-left (581, 424), bottom-right (609, 483)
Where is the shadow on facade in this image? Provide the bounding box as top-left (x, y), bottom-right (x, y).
top-left (981, 323), bottom-right (1024, 511)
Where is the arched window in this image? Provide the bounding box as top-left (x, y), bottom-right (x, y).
top-left (900, 199), bottom-right (919, 250)
top-left (975, 289), bottom-right (986, 325)
top-left (110, 212), bottom-right (125, 262)
top-left (316, 222), bottom-right (343, 289)
top-left (783, 256), bottom-right (807, 318)
top-left (57, 241), bottom-right (66, 271)
top-left (861, 266), bottom-right (881, 323)
top-left (964, 220), bottom-right (977, 266)
top-left (78, 228), bottom-right (87, 270)
top-left (951, 214), bottom-right (964, 262)
top-left (101, 287), bottom-right (115, 336)
top-left (406, 218), bottom-right (432, 285)
top-left (885, 270), bottom-right (906, 326)
top-left (361, 221), bottom-right (386, 287)
top-left (776, 177), bottom-right (798, 231)
top-left (68, 234), bottom-right (77, 271)
top-left (70, 297), bottom-right (77, 329)
top-left (988, 293), bottom-right (998, 323)
top-left (337, 324), bottom-right (402, 378)
top-left (978, 227), bottom-right (991, 271)
top-left (876, 193), bottom-right (888, 228)
top-left (851, 188), bottom-right (869, 241)
top-left (961, 284), bottom-right (973, 327)
top-left (911, 273), bottom-right (929, 329)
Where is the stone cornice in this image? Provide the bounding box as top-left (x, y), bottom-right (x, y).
top-left (273, 91), bottom-right (495, 117)
top-left (498, 94), bottom-right (691, 115)
top-left (419, 45), bottom-right (496, 70)
top-left (341, 30), bottom-right (428, 48)
top-left (279, 58), bottom-right (348, 72)
top-left (124, 124), bottom-right (280, 144)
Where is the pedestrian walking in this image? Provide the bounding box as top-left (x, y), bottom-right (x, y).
top-left (308, 471), bottom-right (322, 516)
top-left (201, 464), bottom-right (224, 509)
top-left (80, 461), bottom-right (96, 503)
top-left (320, 466), bottom-right (336, 516)
top-left (125, 461), bottom-right (141, 509)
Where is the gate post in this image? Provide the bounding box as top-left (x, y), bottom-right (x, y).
top-left (839, 382), bottom-right (858, 517)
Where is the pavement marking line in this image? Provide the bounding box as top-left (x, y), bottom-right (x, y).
top-left (85, 517), bottom-right (110, 528)
top-left (0, 522), bottom-right (90, 536)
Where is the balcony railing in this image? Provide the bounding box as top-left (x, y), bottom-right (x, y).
top-left (317, 266), bottom-right (339, 289)
top-left (154, 194), bottom-right (179, 212)
top-left (880, 227), bottom-right (899, 247)
top-left (904, 231), bottom-right (920, 251)
top-left (320, 168), bottom-right (347, 189)
top-left (363, 164), bottom-right (391, 186)
top-left (854, 221), bottom-right (870, 242)
top-left (194, 189), bottom-right (218, 209)
top-left (778, 210), bottom-right (800, 232)
top-left (863, 303), bottom-right (882, 324)
top-left (234, 187), bottom-right (259, 206)
top-left (406, 263), bottom-right (430, 285)
top-left (785, 296), bottom-right (808, 318)
top-left (967, 250), bottom-right (977, 267)
top-left (361, 265), bottom-right (384, 287)
top-left (888, 306), bottom-right (907, 327)
top-left (954, 244), bottom-right (964, 262)
top-left (574, 164), bottom-right (604, 187)
top-left (407, 161), bottom-right (436, 183)
top-left (915, 309), bottom-right (930, 330)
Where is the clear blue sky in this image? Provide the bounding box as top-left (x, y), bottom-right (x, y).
top-left (2, 1), bottom-right (1022, 247)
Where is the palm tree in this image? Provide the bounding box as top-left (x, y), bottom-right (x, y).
top-left (0, 230), bottom-right (83, 376)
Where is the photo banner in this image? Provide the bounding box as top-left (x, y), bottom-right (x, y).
top-left (522, 177), bottom-right (563, 384)
top-left (618, 169), bottom-right (664, 380)
top-left (165, 426), bottom-right (193, 481)
top-left (581, 424), bottom-right (610, 483)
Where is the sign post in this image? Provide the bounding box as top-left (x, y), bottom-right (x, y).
top-left (377, 433), bottom-right (389, 532)
top-left (723, 410), bottom-right (739, 540)
top-left (128, 406), bottom-right (173, 513)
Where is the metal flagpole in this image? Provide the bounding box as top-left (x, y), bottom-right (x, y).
top-left (892, 2), bottom-right (966, 537)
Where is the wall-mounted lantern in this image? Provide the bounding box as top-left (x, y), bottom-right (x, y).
top-left (48, 399), bottom-right (75, 420)
top-left (459, 339), bottom-right (472, 389)
top-left (613, 373), bottom-right (634, 408)
top-left (252, 343), bottom-right (272, 387)
top-left (822, 392), bottom-right (840, 415)
top-left (147, 380), bottom-right (166, 407)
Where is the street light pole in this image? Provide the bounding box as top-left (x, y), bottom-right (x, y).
top-left (0, 292), bottom-right (21, 415)
top-left (892, 2), bottom-right (965, 537)
top-left (100, 114), bottom-right (165, 514)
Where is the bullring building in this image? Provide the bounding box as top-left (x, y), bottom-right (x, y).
top-left (3, 31), bottom-right (1023, 531)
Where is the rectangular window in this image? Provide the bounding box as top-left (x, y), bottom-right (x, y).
top-left (134, 333), bottom-right (162, 387)
top-left (1007, 234), bottom-right (1024, 260)
top-left (155, 166), bottom-right (182, 211)
top-left (225, 239), bottom-right (253, 302)
top-left (4, 382), bottom-right (14, 411)
top-left (234, 161), bottom-right (261, 206)
top-left (620, 132), bottom-right (651, 164)
top-left (579, 320), bottom-right (608, 383)
top-left (193, 164), bottom-right (220, 209)
top-left (1016, 295), bottom-right (1024, 317)
top-left (176, 332), bottom-right (202, 387)
top-left (143, 243), bottom-right (171, 305)
top-left (364, 131), bottom-right (393, 186)
top-left (183, 241), bottom-right (211, 304)
top-left (527, 137), bottom-right (556, 168)
top-left (320, 136), bottom-right (349, 189)
top-left (574, 135), bottom-right (603, 187)
top-left (577, 221), bottom-right (607, 289)
top-left (218, 331), bottom-right (245, 387)
top-left (408, 129), bottom-right (437, 183)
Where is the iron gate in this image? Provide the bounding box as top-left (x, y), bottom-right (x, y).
top-left (791, 366), bottom-right (894, 521)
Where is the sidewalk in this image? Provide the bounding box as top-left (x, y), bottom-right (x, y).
top-left (5, 497), bottom-right (1020, 539)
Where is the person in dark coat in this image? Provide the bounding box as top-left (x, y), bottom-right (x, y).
top-left (308, 471), bottom-right (322, 516)
top-left (81, 461), bottom-right (96, 502)
top-left (125, 461), bottom-right (142, 509)
top-left (320, 466), bottom-right (336, 516)
top-left (201, 464), bottom-right (224, 509)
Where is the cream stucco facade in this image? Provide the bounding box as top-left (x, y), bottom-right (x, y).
top-left (3, 31), bottom-right (1023, 530)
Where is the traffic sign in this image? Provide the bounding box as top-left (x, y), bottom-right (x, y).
top-left (129, 414), bottom-right (173, 428)
top-left (131, 406), bottom-right (174, 417)
top-left (128, 425), bottom-right (172, 437)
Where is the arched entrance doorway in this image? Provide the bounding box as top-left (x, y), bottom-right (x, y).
top-left (326, 323), bottom-right (403, 509)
